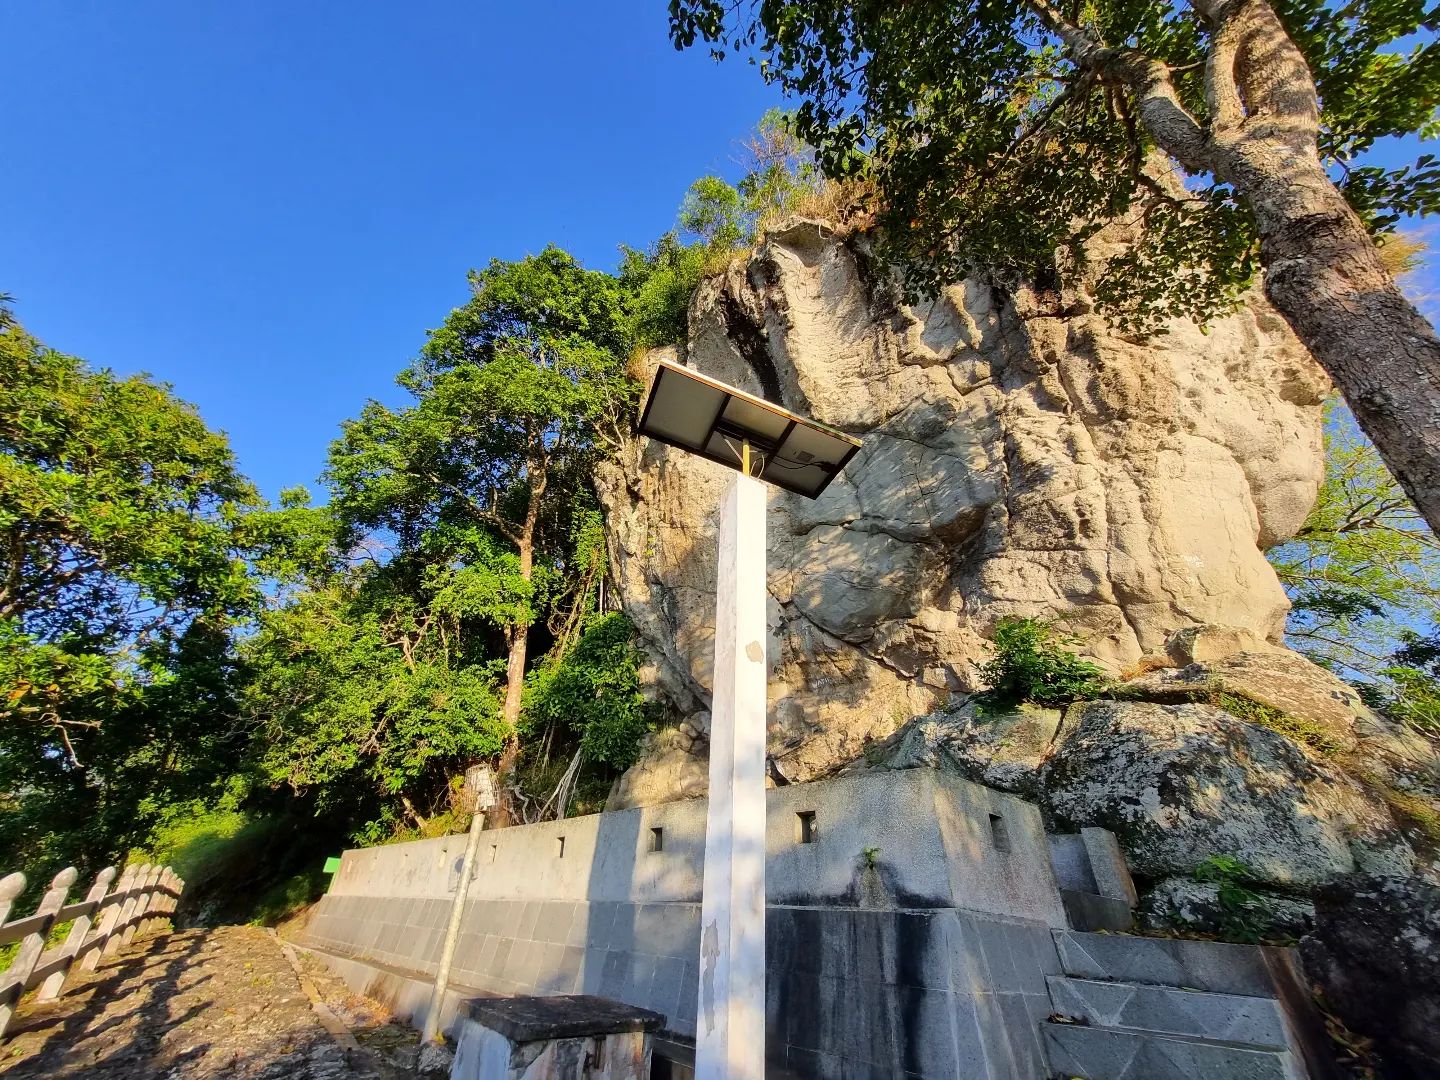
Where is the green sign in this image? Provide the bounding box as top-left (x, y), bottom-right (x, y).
top-left (323, 856), bottom-right (342, 874)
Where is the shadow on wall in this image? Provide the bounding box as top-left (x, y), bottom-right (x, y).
top-left (302, 767), bottom-right (1070, 1078)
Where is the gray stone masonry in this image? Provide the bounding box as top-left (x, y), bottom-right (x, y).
top-left (1051, 930), bottom-right (1278, 997)
top-left (1047, 977), bottom-right (1290, 1046)
top-left (301, 769), bottom-right (1327, 1080)
top-left (1043, 1024), bottom-right (1304, 1080)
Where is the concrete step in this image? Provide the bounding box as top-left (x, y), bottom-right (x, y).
top-left (1051, 929), bottom-right (1277, 997)
top-left (1047, 976), bottom-right (1289, 1049)
top-left (1043, 1022), bottom-right (1303, 1080)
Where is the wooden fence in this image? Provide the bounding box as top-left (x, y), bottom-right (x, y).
top-left (0, 863), bottom-right (184, 1038)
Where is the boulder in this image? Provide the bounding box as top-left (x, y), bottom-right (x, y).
top-left (1163, 624), bottom-right (1280, 666)
top-left (1137, 876), bottom-right (1315, 939)
top-left (604, 728), bottom-right (708, 810)
top-left (857, 701), bottom-right (1061, 801)
top-left (597, 218), bottom-right (1328, 804)
top-left (1123, 645), bottom-right (1372, 751)
top-left (1300, 875), bottom-right (1440, 1079)
top-left (1041, 700), bottom-right (1414, 888)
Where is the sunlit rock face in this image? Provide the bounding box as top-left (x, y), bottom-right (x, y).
top-left (595, 217), bottom-right (1329, 804)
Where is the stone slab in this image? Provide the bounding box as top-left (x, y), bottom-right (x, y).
top-left (1060, 891), bottom-right (1135, 932)
top-left (1052, 930), bottom-right (1277, 997)
top-left (1048, 976), bottom-right (1289, 1048)
top-left (466, 994), bottom-right (664, 1043)
top-left (1043, 1022), bottom-right (1302, 1080)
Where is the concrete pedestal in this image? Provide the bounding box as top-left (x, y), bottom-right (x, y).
top-left (696, 473), bottom-right (767, 1080)
top-left (450, 995), bottom-right (663, 1080)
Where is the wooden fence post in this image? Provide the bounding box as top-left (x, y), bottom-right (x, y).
top-left (83, 863), bottom-right (135, 971)
top-left (0, 861), bottom-right (182, 1036)
top-left (36, 866), bottom-right (116, 1002)
top-left (0, 867), bottom-right (77, 1037)
top-left (116, 863), bottom-right (153, 950)
top-left (108, 869), bottom-right (147, 961)
top-left (154, 869), bottom-right (176, 933)
top-left (0, 874), bottom-right (24, 929)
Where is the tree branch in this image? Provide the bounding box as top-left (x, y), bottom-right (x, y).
top-left (1025, 0), bottom-right (1212, 171)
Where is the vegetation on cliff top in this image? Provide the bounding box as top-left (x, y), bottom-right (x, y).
top-left (669, 0), bottom-right (1440, 545)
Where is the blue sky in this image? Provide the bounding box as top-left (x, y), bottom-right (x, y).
top-left (1, 1), bottom-right (783, 500)
top-left (4, 2), bottom-right (1436, 506)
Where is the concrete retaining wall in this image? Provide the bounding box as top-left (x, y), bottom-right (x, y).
top-left (302, 769), bottom-right (1069, 1078)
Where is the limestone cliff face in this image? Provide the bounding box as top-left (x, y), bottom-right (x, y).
top-left (596, 218), bottom-right (1329, 803)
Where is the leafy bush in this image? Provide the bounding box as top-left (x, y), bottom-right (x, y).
top-left (618, 234), bottom-right (710, 349)
top-left (975, 617), bottom-right (1110, 711)
top-left (525, 613), bottom-right (651, 769)
top-left (1192, 855), bottom-right (1269, 943)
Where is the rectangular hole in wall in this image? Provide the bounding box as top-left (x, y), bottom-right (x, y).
top-left (556, 836), bottom-right (566, 859)
top-left (649, 827), bottom-right (664, 853)
top-left (488, 844), bottom-right (498, 864)
top-left (796, 810), bottom-right (818, 844)
top-left (989, 813), bottom-right (1010, 853)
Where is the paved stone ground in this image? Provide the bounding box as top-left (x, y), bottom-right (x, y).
top-left (0, 926), bottom-right (432, 1078)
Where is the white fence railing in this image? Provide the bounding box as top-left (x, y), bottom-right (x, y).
top-left (0, 862), bottom-right (184, 1037)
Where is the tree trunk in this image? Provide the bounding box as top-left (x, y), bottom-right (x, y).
top-left (1246, 170), bottom-right (1440, 536)
top-left (491, 451), bottom-right (548, 826)
top-left (1090, 0), bottom-right (1440, 535)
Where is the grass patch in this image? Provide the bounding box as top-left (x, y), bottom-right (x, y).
top-left (1206, 688), bottom-right (1344, 754)
top-left (249, 867), bottom-right (330, 927)
top-left (1372, 784), bottom-right (1440, 849)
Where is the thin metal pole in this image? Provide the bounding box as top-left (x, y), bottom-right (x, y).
top-left (422, 809), bottom-right (486, 1043)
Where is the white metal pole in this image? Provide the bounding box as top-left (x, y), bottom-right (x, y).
top-left (423, 809), bottom-right (486, 1044)
top-left (696, 470), bottom-right (768, 1080)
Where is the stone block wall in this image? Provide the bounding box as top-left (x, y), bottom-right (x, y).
top-left (301, 770), bottom-right (1070, 1078)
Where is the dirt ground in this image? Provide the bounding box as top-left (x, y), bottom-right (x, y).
top-left (0, 926), bottom-right (437, 1078)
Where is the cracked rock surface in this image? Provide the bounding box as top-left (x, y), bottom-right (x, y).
top-left (598, 217), bottom-right (1329, 804)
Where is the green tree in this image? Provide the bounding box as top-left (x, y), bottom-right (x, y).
top-left (325, 247), bottom-right (640, 815)
top-left (619, 111), bottom-right (837, 349)
top-left (0, 315), bottom-right (258, 758)
top-left (525, 612), bottom-right (650, 773)
top-left (0, 312), bottom-right (264, 874)
top-left (1358, 630), bottom-right (1440, 734)
top-left (668, 0), bottom-right (1440, 538)
top-left (618, 233), bottom-right (711, 350)
top-left (241, 571), bottom-right (508, 833)
top-left (1269, 401), bottom-right (1439, 732)
top-left (1271, 401), bottom-right (1440, 678)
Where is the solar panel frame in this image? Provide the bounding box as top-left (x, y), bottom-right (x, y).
top-left (636, 360), bottom-right (863, 499)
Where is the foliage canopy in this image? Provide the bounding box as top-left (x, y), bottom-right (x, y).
top-left (668, 0), bottom-right (1439, 331)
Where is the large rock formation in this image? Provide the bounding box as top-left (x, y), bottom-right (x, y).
top-left (597, 217), bottom-right (1329, 800)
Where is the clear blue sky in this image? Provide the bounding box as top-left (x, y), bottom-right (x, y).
top-left (1, 1), bottom-right (783, 501)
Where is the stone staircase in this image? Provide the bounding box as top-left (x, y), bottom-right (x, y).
top-left (1041, 930), bottom-right (1308, 1080)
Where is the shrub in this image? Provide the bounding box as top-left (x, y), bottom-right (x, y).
top-left (619, 235), bottom-right (709, 349)
top-left (1192, 855), bottom-right (1270, 943)
top-left (975, 617), bottom-right (1110, 711)
top-left (525, 613), bottom-right (652, 770)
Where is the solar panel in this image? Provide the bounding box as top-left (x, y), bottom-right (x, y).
top-left (636, 360), bottom-right (862, 499)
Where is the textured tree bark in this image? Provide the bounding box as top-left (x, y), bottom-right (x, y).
top-left (1248, 168), bottom-right (1440, 537)
top-left (492, 450), bottom-right (548, 825)
top-left (1055, 0), bottom-right (1440, 533)
top-left (1199, 0), bottom-right (1440, 534)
